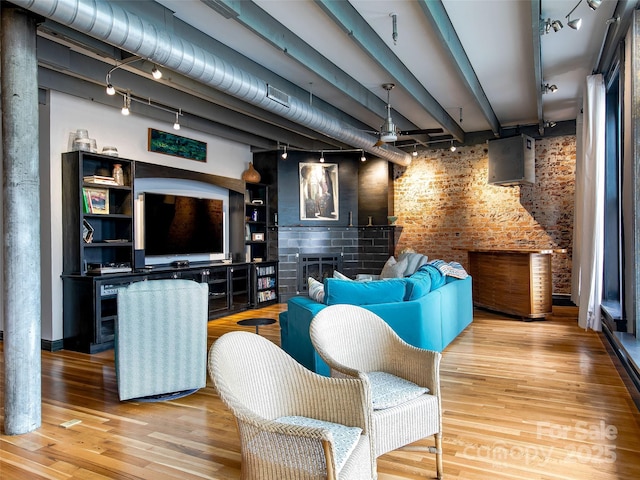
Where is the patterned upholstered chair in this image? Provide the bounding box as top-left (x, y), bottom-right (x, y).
top-left (208, 331), bottom-right (376, 479)
top-left (116, 279), bottom-right (208, 401)
top-left (310, 304), bottom-right (443, 479)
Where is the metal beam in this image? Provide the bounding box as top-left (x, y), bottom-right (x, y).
top-left (417, 0), bottom-right (501, 137)
top-left (315, 0), bottom-right (465, 142)
top-left (531, 0), bottom-right (545, 136)
top-left (203, 0), bottom-right (418, 131)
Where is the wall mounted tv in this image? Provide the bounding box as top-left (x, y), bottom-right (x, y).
top-left (142, 192), bottom-right (227, 264)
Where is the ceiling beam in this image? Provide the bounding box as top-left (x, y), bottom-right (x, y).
top-left (417, 0), bottom-right (501, 137)
top-left (531, 0), bottom-right (545, 136)
top-left (315, 0), bottom-right (465, 142)
top-left (201, 0), bottom-right (418, 131)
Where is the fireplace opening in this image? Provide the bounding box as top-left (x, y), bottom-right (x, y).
top-left (297, 253), bottom-right (343, 293)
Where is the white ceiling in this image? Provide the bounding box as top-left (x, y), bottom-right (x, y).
top-left (27, 0), bottom-right (629, 154)
top-left (151, 0), bottom-right (620, 144)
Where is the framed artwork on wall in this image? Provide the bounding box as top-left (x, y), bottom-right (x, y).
top-left (148, 128), bottom-right (207, 162)
top-left (299, 162), bottom-right (339, 221)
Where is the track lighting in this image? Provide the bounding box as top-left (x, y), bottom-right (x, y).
top-left (587, 0), bottom-right (601, 11)
top-left (173, 111), bottom-right (181, 130)
top-left (543, 83), bottom-right (558, 94)
top-left (281, 145), bottom-right (288, 160)
top-left (543, 18), bottom-right (563, 34)
top-left (544, 120), bottom-right (557, 128)
top-left (360, 150), bottom-right (366, 162)
top-left (121, 93), bottom-right (131, 116)
top-left (320, 151), bottom-right (325, 163)
top-left (106, 74), bottom-right (116, 95)
top-left (151, 65), bottom-right (162, 80)
top-left (449, 141), bottom-right (456, 152)
top-left (565, 0), bottom-right (583, 30)
top-left (412, 146), bottom-right (418, 157)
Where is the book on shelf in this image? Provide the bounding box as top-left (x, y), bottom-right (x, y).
top-left (83, 187), bottom-right (109, 214)
top-left (83, 175), bottom-right (119, 186)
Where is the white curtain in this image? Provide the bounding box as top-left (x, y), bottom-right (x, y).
top-left (571, 74), bottom-right (605, 331)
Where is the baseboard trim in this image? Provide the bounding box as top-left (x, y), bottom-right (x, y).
top-left (602, 323), bottom-right (640, 412)
top-left (0, 331), bottom-right (64, 352)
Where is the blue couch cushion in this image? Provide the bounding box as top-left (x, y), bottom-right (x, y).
top-left (419, 264), bottom-right (446, 290)
top-left (324, 278), bottom-right (406, 306)
top-left (404, 268), bottom-right (433, 300)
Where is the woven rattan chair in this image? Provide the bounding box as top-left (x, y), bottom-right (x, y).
top-left (208, 331), bottom-right (376, 479)
top-left (310, 305), bottom-right (443, 479)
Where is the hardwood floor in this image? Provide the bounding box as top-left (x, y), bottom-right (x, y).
top-left (1, 305), bottom-right (640, 479)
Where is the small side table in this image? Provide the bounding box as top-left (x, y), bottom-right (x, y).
top-left (237, 317), bottom-right (276, 335)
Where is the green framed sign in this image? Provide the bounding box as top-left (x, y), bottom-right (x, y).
top-left (148, 128), bottom-right (207, 162)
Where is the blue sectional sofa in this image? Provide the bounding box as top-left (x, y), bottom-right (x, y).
top-left (280, 265), bottom-right (473, 376)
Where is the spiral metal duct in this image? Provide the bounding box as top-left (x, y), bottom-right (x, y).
top-left (12, 0), bottom-right (412, 166)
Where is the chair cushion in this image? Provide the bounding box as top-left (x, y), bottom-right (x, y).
top-left (276, 416), bottom-right (363, 472)
top-left (404, 268), bottom-right (433, 300)
top-left (380, 256), bottom-right (408, 278)
top-left (324, 278), bottom-right (406, 306)
top-left (333, 270), bottom-right (352, 280)
top-left (397, 252), bottom-right (429, 276)
top-left (368, 371), bottom-right (429, 410)
top-left (308, 277), bottom-right (325, 303)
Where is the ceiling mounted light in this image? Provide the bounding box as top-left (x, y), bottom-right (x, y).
top-left (173, 110), bottom-right (181, 130)
top-left (360, 150), bottom-right (366, 162)
top-left (544, 120), bottom-right (557, 128)
top-left (449, 141), bottom-right (457, 152)
top-left (543, 18), bottom-right (563, 34)
top-left (281, 145), bottom-right (288, 160)
top-left (543, 83), bottom-right (558, 94)
top-left (587, 0), bottom-right (602, 11)
top-left (121, 93), bottom-right (131, 116)
top-left (151, 65), bottom-right (162, 79)
top-left (412, 146), bottom-right (418, 157)
top-left (567, 17), bottom-right (582, 29)
top-left (390, 12), bottom-right (398, 45)
top-left (565, 0), bottom-right (583, 30)
top-left (106, 73), bottom-right (116, 95)
top-left (320, 151), bottom-right (325, 163)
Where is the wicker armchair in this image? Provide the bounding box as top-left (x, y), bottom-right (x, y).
top-left (208, 331), bottom-right (376, 479)
top-left (310, 305), bottom-right (443, 479)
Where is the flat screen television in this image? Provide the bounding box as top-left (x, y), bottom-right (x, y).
top-left (143, 192), bottom-right (226, 263)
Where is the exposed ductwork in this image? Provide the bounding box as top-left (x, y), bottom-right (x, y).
top-left (11, 0), bottom-right (413, 166)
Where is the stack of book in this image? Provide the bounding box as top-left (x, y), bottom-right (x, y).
top-left (83, 175), bottom-right (119, 185)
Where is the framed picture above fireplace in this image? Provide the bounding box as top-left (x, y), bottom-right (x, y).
top-left (299, 162), bottom-right (339, 221)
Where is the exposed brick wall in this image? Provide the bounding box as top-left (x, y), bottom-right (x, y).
top-left (393, 135), bottom-right (575, 294)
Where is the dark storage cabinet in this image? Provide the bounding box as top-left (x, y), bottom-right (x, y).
top-left (62, 151), bottom-right (134, 275)
top-left (62, 263), bottom-right (251, 353)
top-left (252, 261), bottom-right (278, 307)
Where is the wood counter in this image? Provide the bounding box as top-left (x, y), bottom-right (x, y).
top-left (467, 249), bottom-right (554, 319)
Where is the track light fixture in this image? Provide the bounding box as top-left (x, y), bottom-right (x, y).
top-left (281, 145), bottom-right (288, 160)
top-left (543, 18), bottom-right (563, 34)
top-left (360, 150), bottom-right (366, 162)
top-left (173, 110), bottom-right (181, 130)
top-left (587, 0), bottom-right (602, 11)
top-left (320, 151), bottom-right (325, 163)
top-left (106, 74), bottom-right (116, 95)
top-left (412, 146), bottom-right (418, 157)
top-left (151, 65), bottom-right (162, 79)
top-left (449, 141), bottom-right (456, 152)
top-left (565, 0), bottom-right (583, 30)
top-left (543, 83), bottom-right (558, 94)
top-left (121, 93), bottom-right (131, 116)
top-left (544, 120), bottom-right (557, 128)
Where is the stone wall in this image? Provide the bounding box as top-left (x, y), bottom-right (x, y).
top-left (393, 135), bottom-right (575, 294)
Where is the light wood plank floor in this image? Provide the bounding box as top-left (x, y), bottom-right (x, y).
top-left (1, 305), bottom-right (640, 479)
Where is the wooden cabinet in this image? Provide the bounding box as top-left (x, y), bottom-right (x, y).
top-left (62, 151), bottom-right (134, 275)
top-left (468, 249), bottom-right (553, 319)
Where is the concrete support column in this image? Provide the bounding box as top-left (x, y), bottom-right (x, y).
top-left (1, 6), bottom-right (42, 435)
